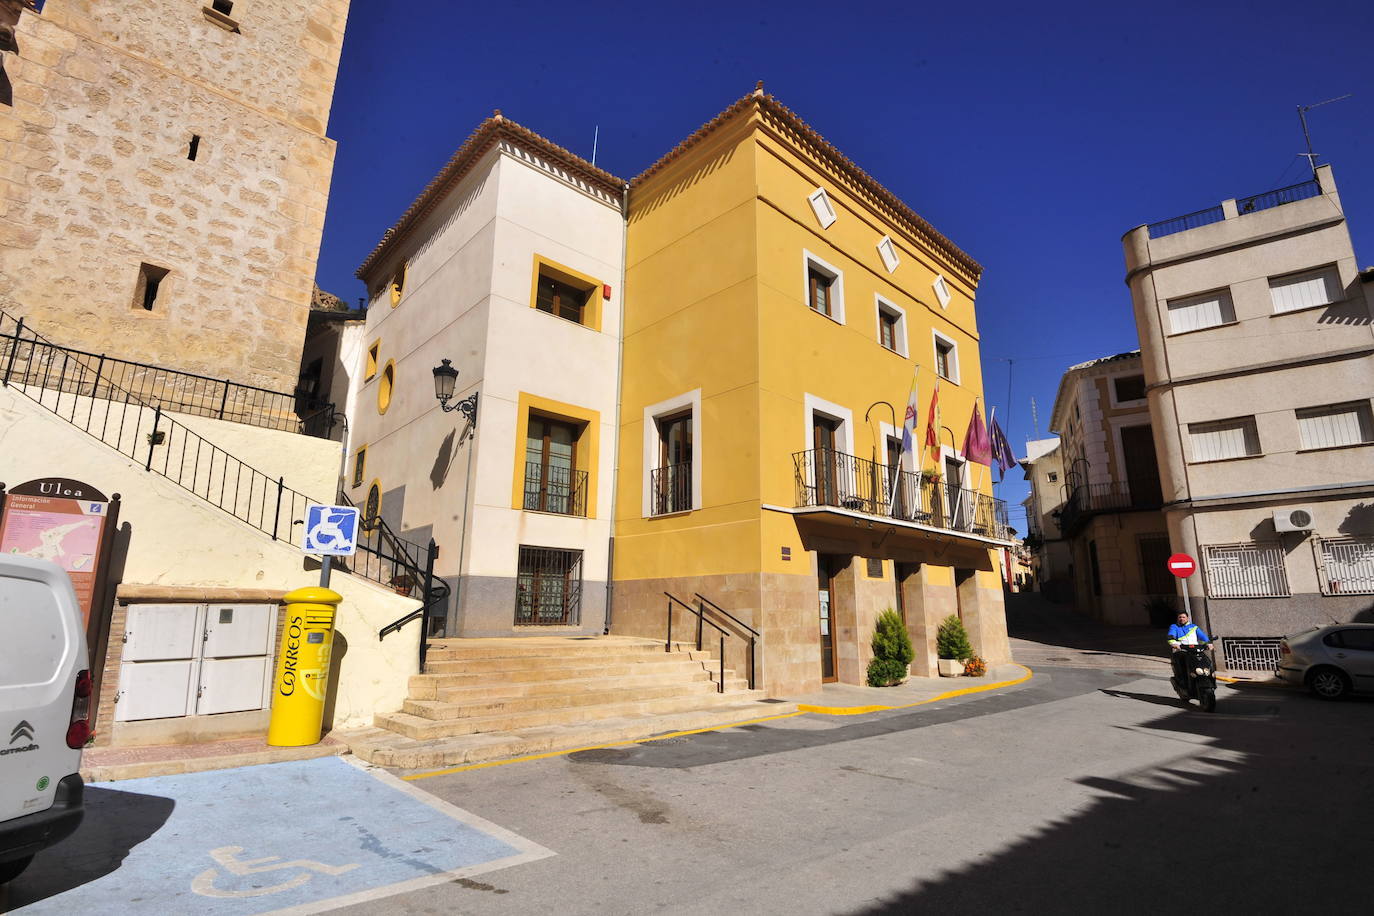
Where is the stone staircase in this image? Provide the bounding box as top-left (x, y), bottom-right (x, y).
top-left (342, 636), bottom-right (793, 769)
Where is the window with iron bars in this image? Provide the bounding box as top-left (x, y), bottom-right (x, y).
top-left (1317, 536), bottom-right (1374, 596)
top-left (515, 546), bottom-right (582, 626)
top-left (1203, 542), bottom-right (1290, 598)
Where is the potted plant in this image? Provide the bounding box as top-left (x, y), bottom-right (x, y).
top-left (962, 655), bottom-right (987, 677)
top-left (936, 614), bottom-right (973, 677)
top-left (866, 608), bottom-right (914, 687)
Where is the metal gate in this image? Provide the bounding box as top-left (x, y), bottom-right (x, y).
top-left (115, 603), bottom-right (276, 721)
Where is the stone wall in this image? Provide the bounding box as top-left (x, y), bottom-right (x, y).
top-left (0, 0), bottom-right (349, 389)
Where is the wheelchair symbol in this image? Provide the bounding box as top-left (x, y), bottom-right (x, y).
top-left (191, 845), bottom-right (361, 898)
top-left (304, 506), bottom-right (358, 555)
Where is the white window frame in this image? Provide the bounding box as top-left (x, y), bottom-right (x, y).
top-left (1186, 415), bottom-right (1261, 463)
top-left (1296, 401), bottom-right (1374, 451)
top-left (874, 295), bottom-right (908, 357)
top-left (1165, 288), bottom-right (1236, 335)
top-left (931, 329), bottom-right (960, 384)
top-left (1268, 264), bottom-right (1341, 315)
top-left (802, 250), bottom-right (845, 325)
top-left (931, 274), bottom-right (952, 309)
top-left (876, 236), bottom-right (900, 273)
top-left (641, 389), bottom-right (702, 518)
top-left (807, 188), bottom-right (837, 229)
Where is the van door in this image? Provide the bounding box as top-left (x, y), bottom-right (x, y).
top-left (0, 556), bottom-right (86, 827)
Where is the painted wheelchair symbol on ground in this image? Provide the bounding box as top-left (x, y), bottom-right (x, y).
top-left (8, 756), bottom-right (552, 915)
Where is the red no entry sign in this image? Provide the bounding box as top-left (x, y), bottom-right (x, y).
top-left (1167, 553), bottom-right (1197, 578)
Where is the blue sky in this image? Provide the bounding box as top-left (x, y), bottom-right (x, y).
top-left (314, 0), bottom-right (1374, 528)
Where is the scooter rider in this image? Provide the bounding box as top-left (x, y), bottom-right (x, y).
top-left (1167, 611), bottom-right (1212, 683)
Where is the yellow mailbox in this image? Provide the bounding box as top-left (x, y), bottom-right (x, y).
top-left (267, 587), bottom-right (340, 747)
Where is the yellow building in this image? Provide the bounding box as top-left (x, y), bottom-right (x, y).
top-left (612, 87), bottom-right (1012, 695)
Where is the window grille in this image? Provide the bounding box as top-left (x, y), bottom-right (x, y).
top-left (515, 546), bottom-right (582, 626)
top-left (1203, 543), bottom-right (1290, 598)
top-left (1220, 637), bottom-right (1283, 672)
top-left (1317, 536), bottom-right (1374, 596)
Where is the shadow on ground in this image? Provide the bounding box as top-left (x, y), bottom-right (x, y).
top-left (1006, 591), bottom-right (1170, 660)
top-left (4, 785), bottom-right (174, 908)
top-left (857, 688), bottom-right (1374, 912)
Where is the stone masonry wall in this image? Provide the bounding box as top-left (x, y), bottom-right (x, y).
top-left (0, 1), bottom-right (349, 389)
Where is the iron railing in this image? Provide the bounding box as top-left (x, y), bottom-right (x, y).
top-left (0, 309), bottom-right (438, 610)
top-left (1147, 179), bottom-right (1322, 240)
top-left (695, 593), bottom-right (758, 691)
top-left (1058, 481), bottom-right (1162, 534)
top-left (1147, 205), bottom-right (1226, 239)
top-left (522, 462), bottom-right (589, 517)
top-left (0, 311), bottom-right (338, 439)
top-left (792, 448), bottom-right (1011, 541)
top-left (1236, 179), bottom-right (1321, 215)
top-left (665, 592), bottom-right (728, 693)
top-left (1220, 637), bottom-right (1283, 672)
top-left (650, 462), bottom-right (692, 515)
top-left (1203, 543), bottom-right (1290, 599)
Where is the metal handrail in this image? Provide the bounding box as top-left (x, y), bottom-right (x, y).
top-left (664, 592), bottom-right (727, 693)
top-left (0, 310), bottom-right (424, 601)
top-left (695, 593), bottom-right (757, 690)
top-left (0, 310), bottom-right (337, 439)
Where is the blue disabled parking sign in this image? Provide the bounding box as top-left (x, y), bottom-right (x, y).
top-left (302, 504), bottom-right (360, 556)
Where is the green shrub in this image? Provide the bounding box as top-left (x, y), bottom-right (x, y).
top-left (866, 608), bottom-right (914, 686)
top-left (936, 614), bottom-right (973, 660)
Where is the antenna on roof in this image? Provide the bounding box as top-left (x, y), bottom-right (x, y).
top-left (1031, 396), bottom-right (1039, 440)
top-left (591, 125), bottom-right (599, 167)
top-left (1297, 94), bottom-right (1351, 176)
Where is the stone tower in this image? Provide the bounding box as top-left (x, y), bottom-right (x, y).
top-left (0, 0), bottom-right (350, 390)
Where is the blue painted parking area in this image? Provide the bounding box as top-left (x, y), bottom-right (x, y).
top-left (8, 756), bottom-right (552, 914)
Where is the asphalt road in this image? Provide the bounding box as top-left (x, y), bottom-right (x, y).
top-left (346, 666), bottom-right (1374, 915)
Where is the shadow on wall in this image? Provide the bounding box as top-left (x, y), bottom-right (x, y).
top-left (429, 428), bottom-right (456, 489)
top-left (4, 786), bottom-right (175, 909)
top-left (857, 689), bottom-right (1372, 913)
top-left (320, 630), bottom-right (348, 733)
top-left (1316, 282), bottom-right (1372, 326)
top-left (1338, 502), bottom-right (1374, 536)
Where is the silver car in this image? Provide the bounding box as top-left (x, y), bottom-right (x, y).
top-left (1276, 624), bottom-right (1374, 699)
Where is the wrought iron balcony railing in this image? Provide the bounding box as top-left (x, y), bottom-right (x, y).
top-left (792, 448), bottom-right (1011, 541)
top-left (650, 462), bottom-right (692, 516)
top-left (523, 462), bottom-right (589, 517)
top-left (1058, 481), bottom-right (1162, 534)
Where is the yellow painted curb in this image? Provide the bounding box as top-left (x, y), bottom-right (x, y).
top-left (797, 665), bottom-right (1034, 716)
top-left (402, 710), bottom-right (805, 781)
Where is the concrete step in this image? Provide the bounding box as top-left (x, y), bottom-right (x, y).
top-left (420, 651), bottom-right (716, 676)
top-left (375, 690), bottom-right (762, 741)
top-left (412, 669), bottom-right (715, 701)
top-left (404, 680), bottom-right (733, 721)
top-left (343, 697), bottom-right (799, 769)
top-left (424, 637), bottom-right (663, 661)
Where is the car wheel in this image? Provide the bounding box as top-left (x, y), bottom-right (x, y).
top-left (1308, 666), bottom-right (1351, 700)
top-left (0, 855), bottom-right (33, 885)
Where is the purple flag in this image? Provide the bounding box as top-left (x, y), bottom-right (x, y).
top-left (989, 408), bottom-right (1016, 481)
top-left (962, 402), bottom-right (992, 466)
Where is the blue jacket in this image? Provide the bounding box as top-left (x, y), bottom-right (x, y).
top-left (1168, 622), bottom-right (1211, 645)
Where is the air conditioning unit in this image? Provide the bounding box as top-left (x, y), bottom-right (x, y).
top-left (1273, 508), bottom-right (1314, 533)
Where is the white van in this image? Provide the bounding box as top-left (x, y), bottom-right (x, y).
top-left (0, 555), bottom-right (90, 884)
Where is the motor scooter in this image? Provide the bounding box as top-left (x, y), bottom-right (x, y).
top-left (1170, 643), bottom-right (1218, 712)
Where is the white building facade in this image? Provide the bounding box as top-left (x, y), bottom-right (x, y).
top-left (352, 117), bottom-right (626, 637)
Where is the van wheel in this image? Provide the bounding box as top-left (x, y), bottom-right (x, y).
top-left (0, 855), bottom-right (33, 884)
top-left (1308, 667), bottom-right (1351, 700)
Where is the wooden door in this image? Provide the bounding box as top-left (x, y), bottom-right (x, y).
top-left (817, 554), bottom-right (838, 682)
top-left (1120, 425), bottom-right (1163, 506)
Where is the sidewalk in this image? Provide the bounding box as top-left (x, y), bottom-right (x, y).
top-left (788, 663), bottom-right (1031, 714)
top-left (81, 734), bottom-right (347, 782)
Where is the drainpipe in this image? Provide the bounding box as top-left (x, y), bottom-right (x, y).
top-left (605, 182), bottom-right (629, 634)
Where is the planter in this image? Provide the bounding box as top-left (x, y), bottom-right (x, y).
top-left (938, 658), bottom-right (964, 677)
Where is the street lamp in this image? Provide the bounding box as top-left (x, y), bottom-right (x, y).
top-left (431, 358), bottom-right (479, 434)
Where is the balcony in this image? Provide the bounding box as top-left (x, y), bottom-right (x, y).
top-left (1057, 481), bottom-right (1162, 535)
top-left (792, 448), bottom-right (1011, 543)
top-left (523, 463), bottom-right (588, 517)
top-left (650, 461), bottom-right (692, 516)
